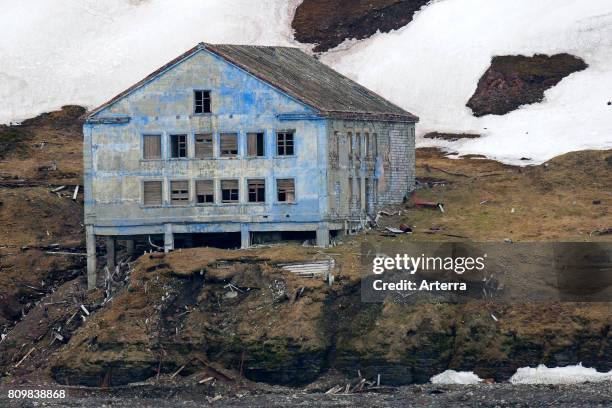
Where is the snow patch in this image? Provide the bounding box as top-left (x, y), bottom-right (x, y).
top-left (320, 0), bottom-right (612, 164)
top-left (0, 0), bottom-right (306, 124)
top-left (510, 364), bottom-right (612, 385)
top-left (430, 370), bottom-right (483, 385)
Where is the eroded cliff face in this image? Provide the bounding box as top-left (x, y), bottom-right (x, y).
top-left (292, 0), bottom-right (430, 52)
top-left (48, 248), bottom-right (611, 387)
top-left (467, 54), bottom-right (588, 117)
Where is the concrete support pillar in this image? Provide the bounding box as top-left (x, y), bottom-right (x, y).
top-left (86, 225), bottom-right (97, 291)
top-left (240, 224), bottom-right (250, 249)
top-left (125, 239), bottom-right (135, 257)
top-left (106, 236), bottom-right (116, 270)
top-left (316, 223), bottom-right (330, 248)
top-left (164, 224), bottom-right (174, 253)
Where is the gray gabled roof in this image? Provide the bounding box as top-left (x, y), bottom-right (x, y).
top-left (89, 43), bottom-right (418, 123)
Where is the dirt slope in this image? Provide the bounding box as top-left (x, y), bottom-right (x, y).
top-left (467, 54), bottom-right (588, 117)
top-left (292, 0), bottom-right (430, 52)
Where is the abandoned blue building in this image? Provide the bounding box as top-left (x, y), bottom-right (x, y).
top-left (84, 43), bottom-right (418, 289)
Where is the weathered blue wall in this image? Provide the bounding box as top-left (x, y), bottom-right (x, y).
top-left (84, 49), bottom-right (331, 236)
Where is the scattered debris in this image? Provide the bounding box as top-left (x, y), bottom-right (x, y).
top-left (504, 238), bottom-right (513, 244)
top-left (413, 197), bottom-right (444, 212)
top-left (592, 199), bottom-right (601, 205)
top-left (590, 228), bottom-right (612, 236)
top-left (14, 347), bottom-right (35, 368)
top-left (50, 185), bottom-right (66, 193)
top-left (72, 185), bottom-right (79, 200)
top-left (279, 259), bottom-right (334, 280)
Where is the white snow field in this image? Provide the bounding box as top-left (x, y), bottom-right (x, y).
top-left (321, 0), bottom-right (612, 164)
top-left (0, 0), bottom-right (302, 125)
top-left (1, 0), bottom-right (611, 164)
top-left (509, 364), bottom-right (612, 384)
top-left (430, 370), bottom-right (483, 384)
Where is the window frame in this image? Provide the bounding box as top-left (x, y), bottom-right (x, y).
top-left (194, 89), bottom-right (211, 115)
top-left (247, 178), bottom-right (266, 203)
top-left (169, 133), bottom-right (188, 159)
top-left (142, 179), bottom-right (164, 207)
top-left (220, 179), bottom-right (240, 204)
top-left (246, 131), bottom-right (266, 158)
top-left (169, 179), bottom-right (190, 206)
top-left (142, 133), bottom-right (162, 160)
top-left (276, 177), bottom-right (296, 204)
top-left (219, 132), bottom-right (239, 158)
top-left (195, 179), bottom-right (215, 205)
top-left (194, 132), bottom-right (214, 159)
top-left (276, 130), bottom-right (295, 157)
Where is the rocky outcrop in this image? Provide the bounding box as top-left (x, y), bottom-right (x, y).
top-left (292, 0), bottom-right (430, 52)
top-left (467, 54), bottom-right (588, 117)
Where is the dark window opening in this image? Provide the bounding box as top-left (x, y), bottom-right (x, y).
top-left (247, 132), bottom-right (265, 157)
top-left (220, 133), bottom-right (238, 157)
top-left (248, 179), bottom-right (265, 203)
top-left (170, 180), bottom-right (189, 205)
top-left (196, 180), bottom-right (214, 204)
top-left (194, 90), bottom-right (211, 114)
top-left (143, 181), bottom-right (162, 206)
top-left (170, 134), bottom-right (187, 158)
top-left (276, 131), bottom-right (294, 156)
top-left (277, 178), bottom-right (295, 203)
top-left (143, 134), bottom-right (161, 159)
top-left (221, 180), bottom-right (239, 203)
top-left (195, 133), bottom-right (213, 158)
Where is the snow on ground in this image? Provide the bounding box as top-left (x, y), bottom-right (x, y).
top-left (510, 364), bottom-right (612, 385)
top-left (0, 0), bottom-right (303, 124)
top-left (321, 0), bottom-right (612, 164)
top-left (430, 370), bottom-right (483, 384)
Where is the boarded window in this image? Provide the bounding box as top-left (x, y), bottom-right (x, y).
top-left (220, 133), bottom-right (238, 157)
top-left (276, 131), bottom-right (294, 156)
top-left (221, 179), bottom-right (239, 203)
top-left (372, 133), bottom-right (378, 156)
top-left (143, 181), bottom-right (162, 206)
top-left (194, 90), bottom-right (211, 114)
top-left (196, 180), bottom-right (214, 204)
top-left (170, 180), bottom-right (189, 205)
top-left (195, 133), bottom-right (213, 158)
top-left (277, 179), bottom-right (295, 202)
top-left (170, 134), bottom-right (187, 158)
top-left (247, 132), bottom-right (265, 157)
top-left (248, 179), bottom-right (265, 203)
top-left (143, 134), bottom-right (161, 159)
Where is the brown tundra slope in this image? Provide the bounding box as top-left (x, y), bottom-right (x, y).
top-left (292, 0), bottom-right (430, 52)
top-left (467, 54), bottom-right (588, 117)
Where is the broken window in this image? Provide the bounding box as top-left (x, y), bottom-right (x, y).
top-left (277, 178), bottom-right (295, 203)
top-left (170, 180), bottom-right (189, 205)
top-left (276, 131), bottom-right (294, 156)
top-left (347, 132), bottom-right (353, 159)
top-left (356, 132), bottom-right (361, 157)
top-left (247, 132), bottom-right (265, 157)
top-left (194, 90), bottom-right (211, 114)
top-left (220, 133), bottom-right (238, 157)
top-left (143, 180), bottom-right (162, 206)
top-left (195, 133), bottom-right (214, 158)
top-left (364, 132), bottom-right (370, 157)
top-left (170, 134), bottom-right (188, 158)
top-left (195, 180), bottom-right (214, 204)
top-left (248, 179), bottom-right (266, 203)
top-left (142, 134), bottom-right (161, 159)
top-left (221, 179), bottom-right (239, 203)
